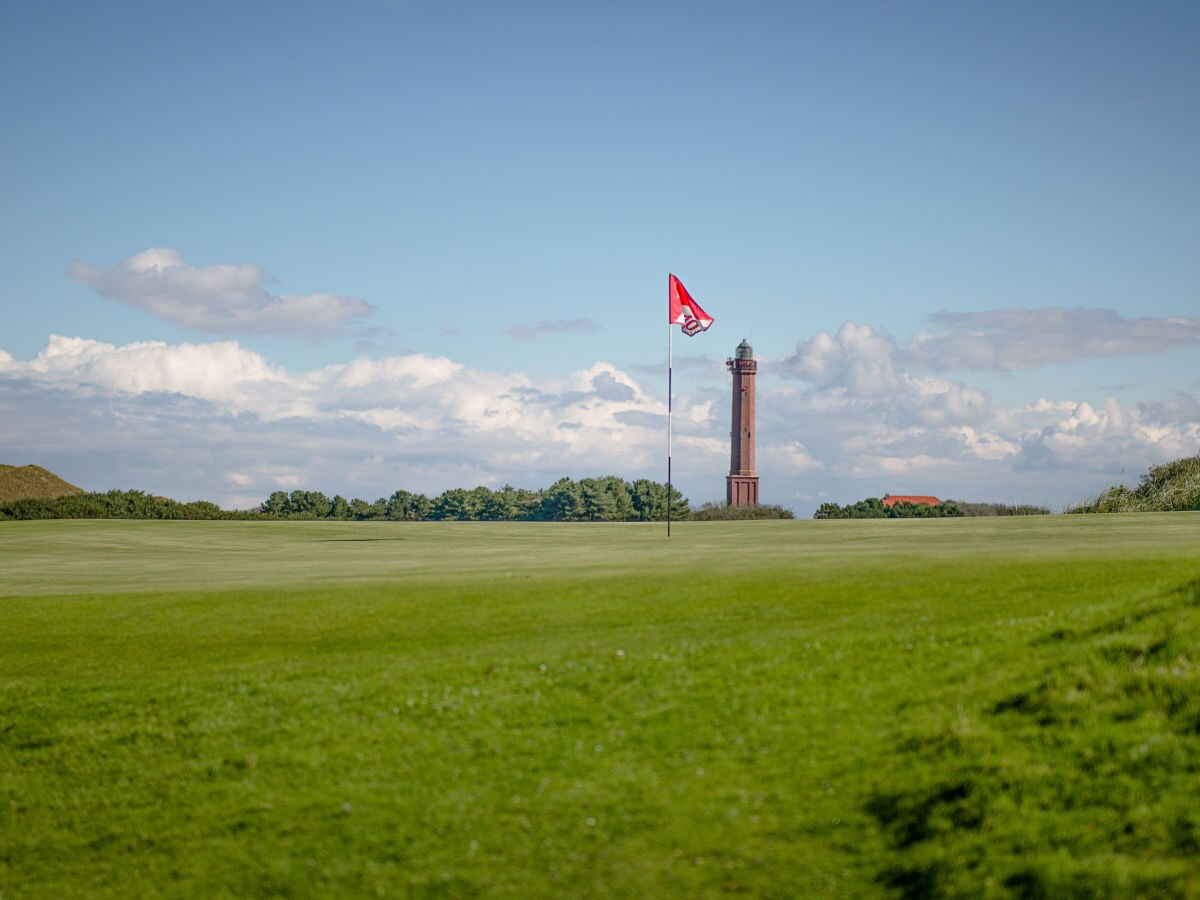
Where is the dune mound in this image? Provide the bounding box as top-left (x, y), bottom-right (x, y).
top-left (0, 464), bottom-right (85, 503)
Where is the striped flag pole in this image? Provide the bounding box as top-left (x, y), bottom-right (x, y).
top-left (666, 274), bottom-right (713, 538)
top-left (667, 301), bottom-right (673, 538)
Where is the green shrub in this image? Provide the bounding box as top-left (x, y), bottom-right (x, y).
top-left (813, 498), bottom-right (964, 519)
top-left (692, 502), bottom-right (794, 520)
top-left (1, 478), bottom-right (691, 522)
top-left (0, 490), bottom-right (256, 521)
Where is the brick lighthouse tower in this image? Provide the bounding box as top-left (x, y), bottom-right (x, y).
top-left (726, 339), bottom-right (759, 507)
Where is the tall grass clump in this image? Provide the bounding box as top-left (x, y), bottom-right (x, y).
top-left (948, 500), bottom-right (1050, 516)
top-left (1071, 454), bottom-right (1200, 513)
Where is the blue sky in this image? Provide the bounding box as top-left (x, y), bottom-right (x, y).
top-left (2, 0), bottom-right (1198, 513)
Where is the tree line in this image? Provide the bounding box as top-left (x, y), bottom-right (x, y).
top-left (260, 477), bottom-right (688, 522)
top-left (0, 477), bottom-right (690, 522)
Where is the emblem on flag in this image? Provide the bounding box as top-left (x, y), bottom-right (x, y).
top-left (669, 274), bottom-right (713, 336)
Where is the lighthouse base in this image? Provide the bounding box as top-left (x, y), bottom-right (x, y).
top-left (726, 475), bottom-right (759, 508)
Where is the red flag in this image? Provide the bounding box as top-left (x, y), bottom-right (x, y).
top-left (669, 274), bottom-right (713, 336)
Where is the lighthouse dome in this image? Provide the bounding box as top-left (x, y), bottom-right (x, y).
top-left (735, 339), bottom-right (753, 360)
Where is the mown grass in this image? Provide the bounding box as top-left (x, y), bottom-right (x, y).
top-left (2, 516), bottom-right (1199, 897)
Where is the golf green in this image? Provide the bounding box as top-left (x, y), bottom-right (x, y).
top-left (2, 516), bottom-right (1198, 896)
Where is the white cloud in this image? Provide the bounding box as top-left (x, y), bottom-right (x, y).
top-left (759, 441), bottom-right (825, 474)
top-left (67, 248), bottom-right (374, 336)
top-left (779, 322), bottom-right (991, 427)
top-left (15, 335), bottom-right (288, 409)
top-left (786, 322), bottom-right (901, 396)
top-left (948, 426), bottom-right (1020, 461)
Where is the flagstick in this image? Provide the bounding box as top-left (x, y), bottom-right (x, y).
top-left (667, 316), bottom-right (673, 538)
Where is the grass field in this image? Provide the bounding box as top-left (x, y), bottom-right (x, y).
top-left (2, 516), bottom-right (1200, 897)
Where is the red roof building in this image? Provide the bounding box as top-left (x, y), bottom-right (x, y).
top-left (882, 494), bottom-right (941, 508)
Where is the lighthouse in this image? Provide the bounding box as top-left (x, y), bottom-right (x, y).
top-left (726, 339), bottom-right (759, 506)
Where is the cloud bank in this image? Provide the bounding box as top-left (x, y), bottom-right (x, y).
top-left (774, 315), bottom-right (1200, 507)
top-left (2, 307), bottom-right (1198, 513)
top-left (0, 335), bottom-right (719, 508)
top-left (67, 248), bottom-right (374, 336)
